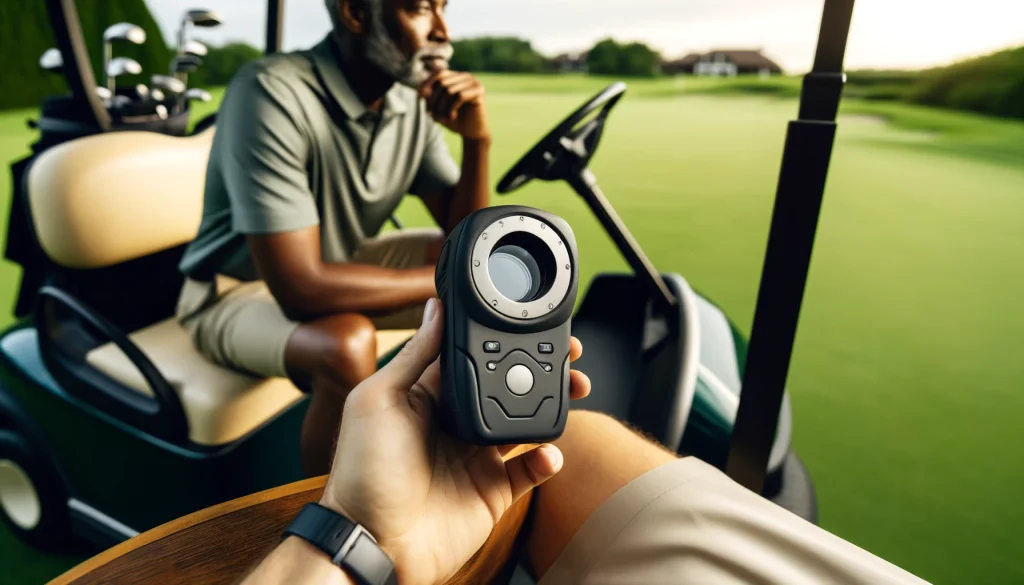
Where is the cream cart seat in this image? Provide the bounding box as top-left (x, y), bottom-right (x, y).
top-left (27, 128), bottom-right (415, 446)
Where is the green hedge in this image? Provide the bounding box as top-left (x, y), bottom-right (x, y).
top-left (0, 0), bottom-right (172, 111)
top-left (908, 46), bottom-right (1024, 120)
top-left (188, 41), bottom-right (264, 88)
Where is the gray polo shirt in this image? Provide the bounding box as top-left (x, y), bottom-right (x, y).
top-left (179, 34), bottom-right (460, 281)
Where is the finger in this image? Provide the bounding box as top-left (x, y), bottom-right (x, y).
top-left (569, 369), bottom-right (591, 400)
top-left (436, 79), bottom-right (478, 118)
top-left (375, 298), bottom-right (444, 392)
top-left (505, 444), bottom-right (563, 502)
top-left (418, 70), bottom-right (446, 99)
top-left (410, 358), bottom-right (441, 403)
top-left (429, 77), bottom-right (478, 120)
top-left (419, 70), bottom-right (459, 99)
top-left (444, 86), bottom-right (484, 122)
top-left (569, 336), bottom-right (583, 362)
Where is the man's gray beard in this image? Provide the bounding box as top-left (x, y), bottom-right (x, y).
top-left (363, 5), bottom-right (453, 88)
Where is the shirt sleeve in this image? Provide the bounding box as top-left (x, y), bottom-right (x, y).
top-left (408, 121), bottom-right (461, 197)
top-left (218, 65), bottom-right (320, 234)
top-left (538, 457), bottom-right (931, 585)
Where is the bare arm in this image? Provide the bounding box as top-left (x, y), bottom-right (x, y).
top-left (421, 136), bottom-right (491, 233)
top-left (249, 227), bottom-right (435, 322)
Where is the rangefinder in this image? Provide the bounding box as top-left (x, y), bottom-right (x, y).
top-left (434, 206), bottom-right (579, 445)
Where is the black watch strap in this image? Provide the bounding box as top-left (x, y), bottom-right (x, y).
top-left (283, 503), bottom-right (397, 585)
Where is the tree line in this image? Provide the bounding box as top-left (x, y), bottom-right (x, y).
top-left (4, 0), bottom-right (1022, 124)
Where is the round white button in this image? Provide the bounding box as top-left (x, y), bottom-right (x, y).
top-left (505, 364), bottom-right (535, 396)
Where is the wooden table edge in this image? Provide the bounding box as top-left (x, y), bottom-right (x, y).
top-left (48, 475), bottom-right (329, 584)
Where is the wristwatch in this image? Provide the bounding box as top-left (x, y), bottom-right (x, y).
top-left (283, 503), bottom-right (398, 585)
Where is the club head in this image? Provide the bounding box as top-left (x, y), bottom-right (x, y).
top-left (107, 57), bottom-right (143, 78)
top-left (135, 84), bottom-right (150, 100)
top-left (151, 74), bottom-right (187, 95)
top-left (185, 88), bottom-right (212, 103)
top-left (181, 40), bottom-right (208, 57)
top-left (103, 22), bottom-right (147, 44)
top-left (95, 87), bottom-right (113, 101)
top-left (172, 55), bottom-right (203, 74)
top-left (184, 9), bottom-right (223, 27)
top-left (155, 104), bottom-right (169, 120)
top-left (39, 48), bottom-right (63, 72)
top-left (151, 89), bottom-right (166, 102)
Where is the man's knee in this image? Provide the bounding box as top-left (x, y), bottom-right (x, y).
top-left (286, 313), bottom-right (379, 390)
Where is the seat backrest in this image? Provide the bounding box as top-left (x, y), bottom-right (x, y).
top-left (28, 127), bottom-right (215, 269)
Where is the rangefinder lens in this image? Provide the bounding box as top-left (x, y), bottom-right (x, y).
top-left (489, 245), bottom-right (541, 302)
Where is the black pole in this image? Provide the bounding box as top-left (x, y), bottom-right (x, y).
top-left (725, 0), bottom-right (856, 494)
top-left (45, 0), bottom-right (111, 131)
top-left (266, 0), bottom-right (285, 55)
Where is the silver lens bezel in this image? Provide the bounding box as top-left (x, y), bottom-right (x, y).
top-left (471, 214), bottom-right (573, 320)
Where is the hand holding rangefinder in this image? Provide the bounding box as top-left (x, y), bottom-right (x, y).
top-left (435, 206), bottom-right (579, 445)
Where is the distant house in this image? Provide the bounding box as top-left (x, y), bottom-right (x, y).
top-left (551, 52), bottom-right (588, 73)
top-left (664, 49), bottom-right (784, 77)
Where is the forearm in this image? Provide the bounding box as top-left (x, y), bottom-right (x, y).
top-left (277, 263), bottom-right (436, 322)
top-left (443, 136), bottom-right (491, 233)
top-left (242, 537), bottom-right (355, 585)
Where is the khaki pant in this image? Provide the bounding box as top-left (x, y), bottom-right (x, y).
top-left (538, 456), bottom-right (930, 585)
top-left (176, 228), bottom-right (441, 379)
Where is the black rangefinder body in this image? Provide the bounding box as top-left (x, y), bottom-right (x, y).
top-left (435, 206), bottom-right (579, 445)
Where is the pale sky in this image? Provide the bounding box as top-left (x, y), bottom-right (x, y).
top-left (148, 0), bottom-right (1024, 73)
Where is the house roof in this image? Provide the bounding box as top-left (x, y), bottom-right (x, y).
top-left (666, 53), bottom-right (702, 67)
top-left (705, 49), bottom-right (783, 72)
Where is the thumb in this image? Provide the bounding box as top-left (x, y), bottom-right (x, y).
top-left (376, 298), bottom-right (444, 393)
top-left (505, 444), bottom-right (563, 503)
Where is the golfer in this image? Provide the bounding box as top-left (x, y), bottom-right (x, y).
top-left (176, 0), bottom-right (490, 476)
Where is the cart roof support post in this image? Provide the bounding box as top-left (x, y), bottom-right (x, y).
top-left (725, 0), bottom-right (856, 493)
top-left (45, 0), bottom-right (111, 131)
top-left (266, 0), bottom-right (285, 55)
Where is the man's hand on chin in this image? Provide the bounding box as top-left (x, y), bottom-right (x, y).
top-left (419, 70), bottom-right (491, 141)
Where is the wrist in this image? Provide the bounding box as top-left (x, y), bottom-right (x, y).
top-left (318, 496), bottom-right (407, 582)
top-left (461, 133), bottom-right (492, 145)
top-left (292, 502), bottom-right (399, 585)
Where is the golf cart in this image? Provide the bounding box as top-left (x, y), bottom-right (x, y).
top-left (0, 0), bottom-right (851, 563)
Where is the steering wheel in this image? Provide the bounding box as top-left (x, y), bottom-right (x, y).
top-left (497, 82), bottom-right (627, 195)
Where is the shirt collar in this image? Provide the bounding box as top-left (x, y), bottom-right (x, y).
top-left (311, 35), bottom-right (409, 122)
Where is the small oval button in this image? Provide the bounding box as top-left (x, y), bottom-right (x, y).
top-left (505, 364), bottom-right (535, 396)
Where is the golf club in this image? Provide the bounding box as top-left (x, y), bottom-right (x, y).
top-left (181, 40), bottom-right (209, 58)
top-left (106, 57), bottom-right (142, 93)
top-left (171, 54), bottom-right (203, 81)
top-left (92, 86), bottom-right (114, 109)
top-left (150, 88), bottom-right (166, 103)
top-left (155, 104), bottom-right (169, 120)
top-left (103, 22), bottom-right (146, 90)
top-left (105, 57), bottom-right (143, 97)
top-left (39, 48), bottom-right (63, 73)
top-left (151, 74), bottom-right (186, 96)
top-left (177, 9), bottom-right (222, 59)
top-left (135, 84), bottom-right (150, 103)
top-left (184, 88), bottom-right (212, 104)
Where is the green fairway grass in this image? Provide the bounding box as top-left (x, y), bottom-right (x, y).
top-left (2, 76), bottom-right (1023, 584)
